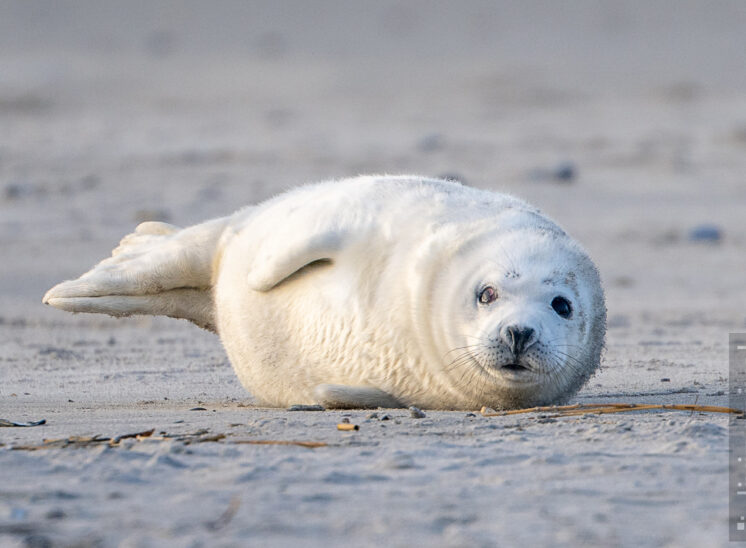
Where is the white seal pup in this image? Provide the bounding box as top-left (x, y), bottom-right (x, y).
top-left (44, 175), bottom-right (606, 410)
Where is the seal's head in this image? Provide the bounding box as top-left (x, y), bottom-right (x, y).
top-left (427, 221), bottom-right (606, 409)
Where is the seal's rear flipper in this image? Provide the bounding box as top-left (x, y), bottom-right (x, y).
top-left (314, 384), bottom-right (404, 409)
top-left (43, 218), bottom-right (229, 332)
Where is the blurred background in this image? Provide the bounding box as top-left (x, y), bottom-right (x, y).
top-left (1, 1), bottom-right (745, 398)
top-left (0, 5), bottom-right (745, 545)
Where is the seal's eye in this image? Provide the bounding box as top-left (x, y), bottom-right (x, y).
top-left (479, 286), bottom-right (498, 305)
top-left (551, 296), bottom-right (572, 319)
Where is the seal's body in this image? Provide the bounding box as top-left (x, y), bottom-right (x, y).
top-left (44, 176), bottom-right (606, 409)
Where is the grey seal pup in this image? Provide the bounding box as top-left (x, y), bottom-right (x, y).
top-left (44, 175), bottom-right (606, 409)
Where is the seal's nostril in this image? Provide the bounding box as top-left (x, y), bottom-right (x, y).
top-left (505, 326), bottom-right (535, 355)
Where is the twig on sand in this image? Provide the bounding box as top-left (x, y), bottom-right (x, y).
top-left (480, 403), bottom-right (743, 418)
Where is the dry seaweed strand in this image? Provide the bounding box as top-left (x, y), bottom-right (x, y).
top-left (112, 428), bottom-right (155, 444)
top-left (10, 426), bottom-right (327, 451)
top-left (10, 429), bottom-right (157, 451)
top-left (231, 439), bottom-right (327, 448)
top-left (12, 435), bottom-right (109, 451)
top-left (480, 403), bottom-right (742, 418)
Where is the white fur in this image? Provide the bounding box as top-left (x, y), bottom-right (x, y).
top-left (45, 176), bottom-right (606, 410)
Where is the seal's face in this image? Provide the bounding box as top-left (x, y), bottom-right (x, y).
top-left (437, 229), bottom-right (605, 409)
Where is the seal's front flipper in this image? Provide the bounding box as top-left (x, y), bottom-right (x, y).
top-left (247, 230), bottom-right (348, 292)
top-left (43, 217), bottom-right (229, 332)
top-left (314, 384), bottom-right (404, 409)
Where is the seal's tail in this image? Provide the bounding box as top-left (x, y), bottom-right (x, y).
top-left (43, 217), bottom-right (229, 332)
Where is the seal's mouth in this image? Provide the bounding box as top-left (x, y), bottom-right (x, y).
top-left (501, 363), bottom-right (531, 372)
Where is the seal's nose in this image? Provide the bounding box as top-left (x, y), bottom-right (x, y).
top-left (503, 326), bottom-right (536, 356)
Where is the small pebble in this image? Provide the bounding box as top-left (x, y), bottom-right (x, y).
top-left (45, 509), bottom-right (66, 520)
top-left (613, 276), bottom-right (635, 288)
top-left (465, 413), bottom-right (476, 418)
top-left (660, 378), bottom-right (671, 383)
top-left (287, 404), bottom-right (325, 411)
top-left (380, 414), bottom-right (392, 421)
top-left (190, 407), bottom-right (207, 411)
top-left (417, 133), bottom-right (444, 152)
top-left (79, 174), bottom-right (100, 190)
top-left (552, 162), bottom-right (576, 182)
top-left (409, 406), bottom-right (426, 419)
top-left (4, 183), bottom-right (26, 200)
top-left (340, 417), bottom-right (350, 424)
top-left (366, 412), bottom-right (379, 419)
top-left (529, 162), bottom-right (577, 183)
top-left (688, 224), bottom-right (722, 243)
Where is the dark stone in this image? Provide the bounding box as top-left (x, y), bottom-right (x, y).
top-left (409, 406), bottom-right (426, 419)
top-left (552, 162), bottom-right (576, 182)
top-left (688, 224), bottom-right (722, 243)
top-left (287, 404), bottom-right (325, 411)
top-left (417, 134), bottom-right (444, 152)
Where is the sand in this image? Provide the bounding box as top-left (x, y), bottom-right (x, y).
top-left (1, 2), bottom-right (745, 546)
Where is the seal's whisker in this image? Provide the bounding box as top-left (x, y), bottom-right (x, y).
top-left (553, 349), bottom-right (586, 371)
top-left (443, 352), bottom-right (479, 373)
top-left (463, 334), bottom-right (492, 343)
top-left (443, 343), bottom-right (488, 358)
top-left (546, 352), bottom-right (576, 394)
top-left (548, 350), bottom-right (586, 393)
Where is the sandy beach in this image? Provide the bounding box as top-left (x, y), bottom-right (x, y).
top-left (1, 2), bottom-right (746, 546)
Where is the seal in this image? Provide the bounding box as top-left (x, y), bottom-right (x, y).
top-left (43, 175), bottom-right (606, 410)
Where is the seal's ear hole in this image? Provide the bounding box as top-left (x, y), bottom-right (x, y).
top-left (551, 296), bottom-right (572, 319)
